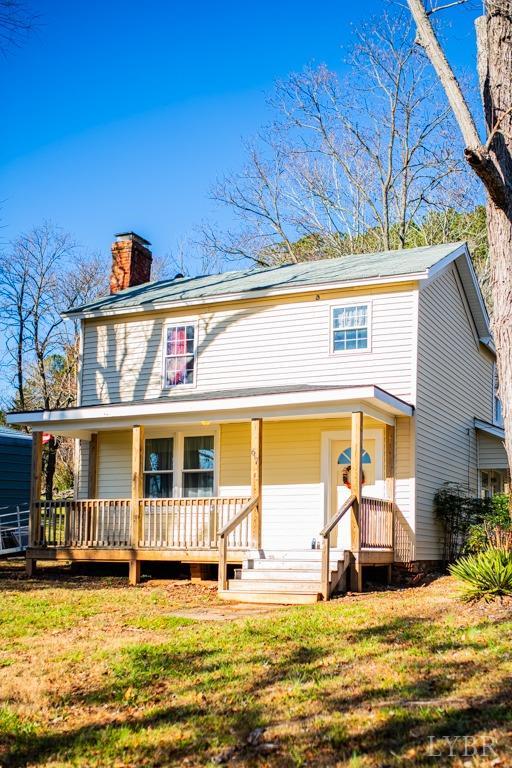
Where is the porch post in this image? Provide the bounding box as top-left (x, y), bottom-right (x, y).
top-left (130, 425), bottom-right (144, 585)
top-left (350, 411), bottom-right (363, 592)
top-left (250, 418), bottom-right (263, 548)
top-left (385, 424), bottom-right (395, 502)
top-left (87, 433), bottom-right (98, 498)
top-left (27, 430), bottom-right (43, 575)
top-left (385, 424), bottom-right (395, 583)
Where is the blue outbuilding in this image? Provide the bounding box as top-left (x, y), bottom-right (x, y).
top-left (0, 426), bottom-right (32, 554)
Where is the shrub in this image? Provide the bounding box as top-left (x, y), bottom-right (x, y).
top-left (466, 494), bottom-right (512, 553)
top-left (449, 548), bottom-right (512, 602)
top-left (434, 485), bottom-right (490, 561)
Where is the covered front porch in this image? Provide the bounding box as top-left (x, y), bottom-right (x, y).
top-left (12, 385), bottom-right (414, 599)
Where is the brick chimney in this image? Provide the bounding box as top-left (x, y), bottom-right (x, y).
top-left (110, 232), bottom-right (153, 294)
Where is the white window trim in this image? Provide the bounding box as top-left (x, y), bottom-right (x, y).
top-left (329, 300), bottom-right (372, 355)
top-left (161, 319), bottom-right (199, 391)
top-left (144, 426), bottom-right (219, 498)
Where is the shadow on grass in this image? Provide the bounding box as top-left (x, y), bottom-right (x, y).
top-left (3, 602), bottom-right (512, 766)
top-left (1, 700), bottom-right (265, 768)
top-left (323, 681), bottom-right (512, 765)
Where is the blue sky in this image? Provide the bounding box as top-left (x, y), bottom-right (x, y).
top-left (1, 0), bottom-right (481, 266)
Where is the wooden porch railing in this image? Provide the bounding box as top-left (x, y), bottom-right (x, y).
top-left (33, 500), bottom-right (132, 547)
top-left (217, 497), bottom-right (258, 590)
top-left (138, 497), bottom-right (251, 549)
top-left (360, 497), bottom-right (394, 549)
top-left (31, 497), bottom-right (253, 551)
top-left (319, 494), bottom-right (356, 601)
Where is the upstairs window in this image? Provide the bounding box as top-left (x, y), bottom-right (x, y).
top-left (332, 304), bottom-right (369, 352)
top-left (494, 364), bottom-right (504, 426)
top-left (164, 324), bottom-right (195, 387)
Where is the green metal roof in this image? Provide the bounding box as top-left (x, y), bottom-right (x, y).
top-left (66, 241), bottom-right (466, 317)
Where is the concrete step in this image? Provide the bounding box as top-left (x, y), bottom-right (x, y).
top-left (227, 578), bottom-right (321, 593)
top-left (218, 589), bottom-right (321, 605)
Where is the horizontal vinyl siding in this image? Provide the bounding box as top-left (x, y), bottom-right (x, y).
top-left (220, 418), bottom-right (345, 550)
top-left (415, 265), bottom-right (494, 561)
top-left (219, 417), bottom-right (396, 550)
top-left (96, 431), bottom-right (132, 499)
top-left (80, 283), bottom-right (416, 406)
top-left (478, 433), bottom-right (508, 469)
top-left (394, 416), bottom-right (415, 562)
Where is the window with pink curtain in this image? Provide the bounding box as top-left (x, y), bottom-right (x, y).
top-left (164, 324), bottom-right (195, 386)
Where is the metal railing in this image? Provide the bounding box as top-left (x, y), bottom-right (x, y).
top-left (0, 505), bottom-right (30, 555)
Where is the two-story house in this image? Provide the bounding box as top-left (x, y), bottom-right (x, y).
top-left (8, 232), bottom-right (509, 603)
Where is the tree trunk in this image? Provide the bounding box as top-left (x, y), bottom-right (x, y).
top-left (407, 0), bottom-right (512, 488)
top-left (45, 437), bottom-right (57, 501)
top-left (488, 204), bottom-right (512, 461)
top-left (482, 3), bottom-right (512, 482)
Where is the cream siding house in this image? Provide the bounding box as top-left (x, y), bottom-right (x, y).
top-left (8, 235), bottom-right (508, 603)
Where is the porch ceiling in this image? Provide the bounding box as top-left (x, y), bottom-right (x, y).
top-left (6, 384), bottom-right (413, 437)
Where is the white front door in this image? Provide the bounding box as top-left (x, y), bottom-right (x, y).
top-left (324, 429), bottom-right (385, 550)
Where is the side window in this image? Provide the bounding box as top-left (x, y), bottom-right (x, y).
top-left (164, 324), bottom-right (195, 388)
top-left (332, 304), bottom-right (370, 352)
top-left (493, 364), bottom-right (503, 426)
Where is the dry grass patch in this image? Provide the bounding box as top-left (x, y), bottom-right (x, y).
top-left (0, 559), bottom-right (511, 767)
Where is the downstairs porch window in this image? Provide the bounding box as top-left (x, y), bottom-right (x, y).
top-left (164, 324), bottom-right (195, 387)
top-left (183, 436), bottom-right (215, 497)
top-left (144, 438), bottom-right (174, 498)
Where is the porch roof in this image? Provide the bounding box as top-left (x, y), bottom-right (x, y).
top-left (474, 418), bottom-right (505, 441)
top-left (7, 384), bottom-right (413, 437)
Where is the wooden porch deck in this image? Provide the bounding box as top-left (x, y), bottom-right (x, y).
top-left (26, 494), bottom-right (394, 568)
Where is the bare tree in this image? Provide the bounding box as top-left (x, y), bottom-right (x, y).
top-left (406, 0), bottom-right (512, 491)
top-left (202, 11), bottom-right (474, 266)
top-left (0, 223), bottom-right (106, 498)
top-left (0, 0), bottom-right (36, 51)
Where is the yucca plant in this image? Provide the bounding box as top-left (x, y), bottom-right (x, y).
top-left (449, 548), bottom-right (512, 603)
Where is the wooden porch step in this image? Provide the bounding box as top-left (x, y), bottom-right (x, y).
top-left (218, 589), bottom-right (321, 605)
top-left (245, 559), bottom-right (328, 571)
top-left (238, 569), bottom-right (334, 582)
top-left (227, 578), bottom-right (322, 593)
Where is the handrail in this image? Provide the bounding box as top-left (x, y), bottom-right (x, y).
top-left (320, 494), bottom-right (356, 601)
top-left (217, 497), bottom-right (258, 538)
top-left (218, 496), bottom-right (258, 590)
top-left (319, 494), bottom-right (356, 538)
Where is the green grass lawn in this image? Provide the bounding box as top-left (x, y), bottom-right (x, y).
top-left (0, 560), bottom-right (510, 767)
